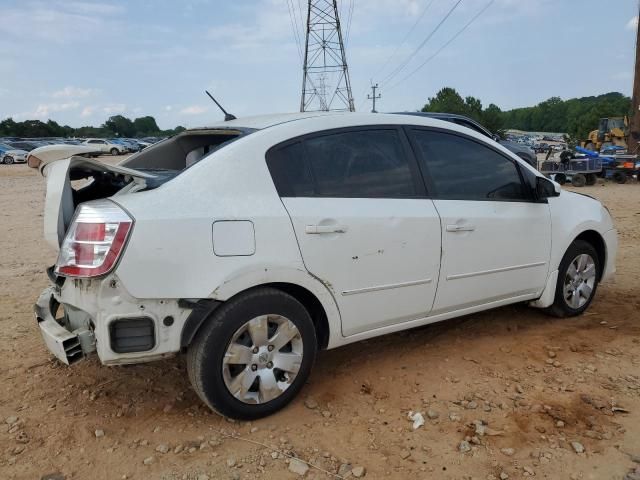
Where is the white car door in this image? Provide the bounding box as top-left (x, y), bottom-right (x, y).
top-left (267, 127), bottom-right (442, 337)
top-left (407, 128), bottom-right (551, 314)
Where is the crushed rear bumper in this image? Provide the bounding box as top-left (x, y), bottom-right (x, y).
top-left (34, 287), bottom-right (95, 365)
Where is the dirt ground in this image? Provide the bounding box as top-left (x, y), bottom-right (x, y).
top-left (1, 159), bottom-right (639, 480)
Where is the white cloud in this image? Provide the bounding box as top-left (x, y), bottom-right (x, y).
top-left (627, 15), bottom-right (638, 30)
top-left (180, 105), bottom-right (208, 115)
top-left (52, 86), bottom-right (99, 99)
top-left (61, 1), bottom-right (125, 15)
top-left (102, 104), bottom-right (127, 114)
top-left (206, 0), bottom-right (294, 50)
top-left (0, 1), bottom-right (123, 43)
top-left (14, 101), bottom-right (81, 119)
top-left (81, 106), bottom-right (95, 118)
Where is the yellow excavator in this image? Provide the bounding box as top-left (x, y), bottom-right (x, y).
top-left (582, 116), bottom-right (628, 152)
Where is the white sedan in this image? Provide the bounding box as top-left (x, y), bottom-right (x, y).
top-left (28, 112), bottom-right (616, 419)
top-left (81, 138), bottom-right (128, 156)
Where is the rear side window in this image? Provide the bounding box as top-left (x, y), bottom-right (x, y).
top-left (267, 129), bottom-right (418, 198)
top-left (266, 142), bottom-right (314, 197)
top-left (411, 130), bottom-right (528, 201)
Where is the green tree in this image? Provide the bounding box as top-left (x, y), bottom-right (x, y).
top-left (133, 116), bottom-right (160, 136)
top-left (421, 87), bottom-right (468, 115)
top-left (482, 103), bottom-right (503, 134)
top-left (464, 96), bottom-right (483, 122)
top-left (501, 92), bottom-right (631, 139)
top-left (103, 115), bottom-right (135, 137)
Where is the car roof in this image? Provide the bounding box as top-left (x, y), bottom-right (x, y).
top-left (190, 111), bottom-right (488, 132)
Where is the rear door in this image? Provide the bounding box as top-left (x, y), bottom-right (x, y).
top-left (407, 128), bottom-right (551, 314)
top-left (267, 127), bottom-right (442, 337)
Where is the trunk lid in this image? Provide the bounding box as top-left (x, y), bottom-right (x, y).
top-left (29, 145), bottom-right (157, 250)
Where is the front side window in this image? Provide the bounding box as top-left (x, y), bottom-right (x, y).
top-left (411, 130), bottom-right (528, 201)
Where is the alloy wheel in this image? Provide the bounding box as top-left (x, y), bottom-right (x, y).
top-left (563, 253), bottom-right (596, 309)
top-left (222, 314), bottom-right (303, 404)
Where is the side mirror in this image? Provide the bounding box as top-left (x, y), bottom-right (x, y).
top-left (536, 176), bottom-right (560, 200)
top-left (493, 134), bottom-right (501, 142)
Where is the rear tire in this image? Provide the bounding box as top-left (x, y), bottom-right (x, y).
top-left (571, 174), bottom-right (586, 187)
top-left (187, 287), bottom-right (317, 420)
top-left (3, 156), bottom-right (14, 165)
top-left (585, 173), bottom-right (597, 186)
top-left (544, 240), bottom-right (600, 318)
top-left (554, 173), bottom-right (567, 185)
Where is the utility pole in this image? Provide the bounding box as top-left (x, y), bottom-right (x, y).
top-left (629, 3), bottom-right (640, 155)
top-left (367, 83), bottom-right (381, 113)
top-left (300, 0), bottom-right (355, 112)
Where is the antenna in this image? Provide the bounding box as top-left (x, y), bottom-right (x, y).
top-left (204, 90), bottom-right (237, 121)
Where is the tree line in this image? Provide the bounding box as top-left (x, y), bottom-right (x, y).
top-left (1, 89), bottom-right (632, 140)
top-left (0, 115), bottom-right (185, 138)
top-left (421, 88), bottom-right (631, 140)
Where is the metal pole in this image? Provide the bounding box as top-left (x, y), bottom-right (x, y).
top-left (367, 84), bottom-right (381, 113)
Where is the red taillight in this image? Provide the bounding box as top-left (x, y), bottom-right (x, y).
top-left (55, 200), bottom-right (133, 278)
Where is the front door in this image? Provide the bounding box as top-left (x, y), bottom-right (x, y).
top-left (407, 128), bottom-right (551, 314)
top-left (266, 127), bottom-right (442, 336)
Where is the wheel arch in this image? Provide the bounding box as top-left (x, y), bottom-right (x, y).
top-left (573, 230), bottom-right (606, 280)
top-left (261, 282), bottom-right (330, 350)
top-left (181, 268), bottom-right (341, 351)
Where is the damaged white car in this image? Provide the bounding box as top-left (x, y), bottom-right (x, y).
top-left (30, 112), bottom-right (617, 419)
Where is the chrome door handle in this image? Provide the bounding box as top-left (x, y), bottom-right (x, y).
top-left (305, 225), bottom-right (347, 234)
top-left (446, 224), bottom-right (475, 232)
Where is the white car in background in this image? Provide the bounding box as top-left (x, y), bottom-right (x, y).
top-left (82, 138), bottom-right (128, 156)
top-left (28, 113), bottom-right (617, 419)
top-left (0, 142), bottom-right (28, 164)
top-left (2, 149), bottom-right (28, 164)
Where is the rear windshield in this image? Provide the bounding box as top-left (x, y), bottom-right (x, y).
top-left (121, 128), bottom-right (254, 171)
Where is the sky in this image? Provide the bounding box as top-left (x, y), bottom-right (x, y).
top-left (0, 0), bottom-right (638, 129)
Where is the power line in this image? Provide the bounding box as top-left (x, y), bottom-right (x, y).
top-left (286, 0), bottom-right (304, 61)
top-left (344, 0), bottom-right (355, 46)
top-left (380, 0), bottom-right (463, 86)
top-left (386, 0), bottom-right (495, 92)
top-left (373, 0), bottom-right (437, 80)
top-left (293, 0), bottom-right (306, 42)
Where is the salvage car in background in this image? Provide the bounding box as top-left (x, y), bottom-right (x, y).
top-left (82, 138), bottom-right (128, 156)
top-left (0, 143), bottom-right (28, 164)
top-left (28, 112), bottom-right (617, 419)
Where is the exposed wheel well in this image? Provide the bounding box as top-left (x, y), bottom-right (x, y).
top-left (264, 283), bottom-right (330, 350)
top-left (181, 283), bottom-right (331, 350)
top-left (574, 230), bottom-right (605, 280)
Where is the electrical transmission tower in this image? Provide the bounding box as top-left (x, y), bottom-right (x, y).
top-left (300, 0), bottom-right (355, 112)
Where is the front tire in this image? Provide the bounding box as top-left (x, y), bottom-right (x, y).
top-left (187, 287), bottom-right (317, 420)
top-left (545, 240), bottom-right (600, 318)
top-left (110, 148), bottom-right (119, 156)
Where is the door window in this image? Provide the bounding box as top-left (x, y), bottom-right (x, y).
top-left (411, 130), bottom-right (529, 201)
top-left (267, 129), bottom-right (418, 198)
